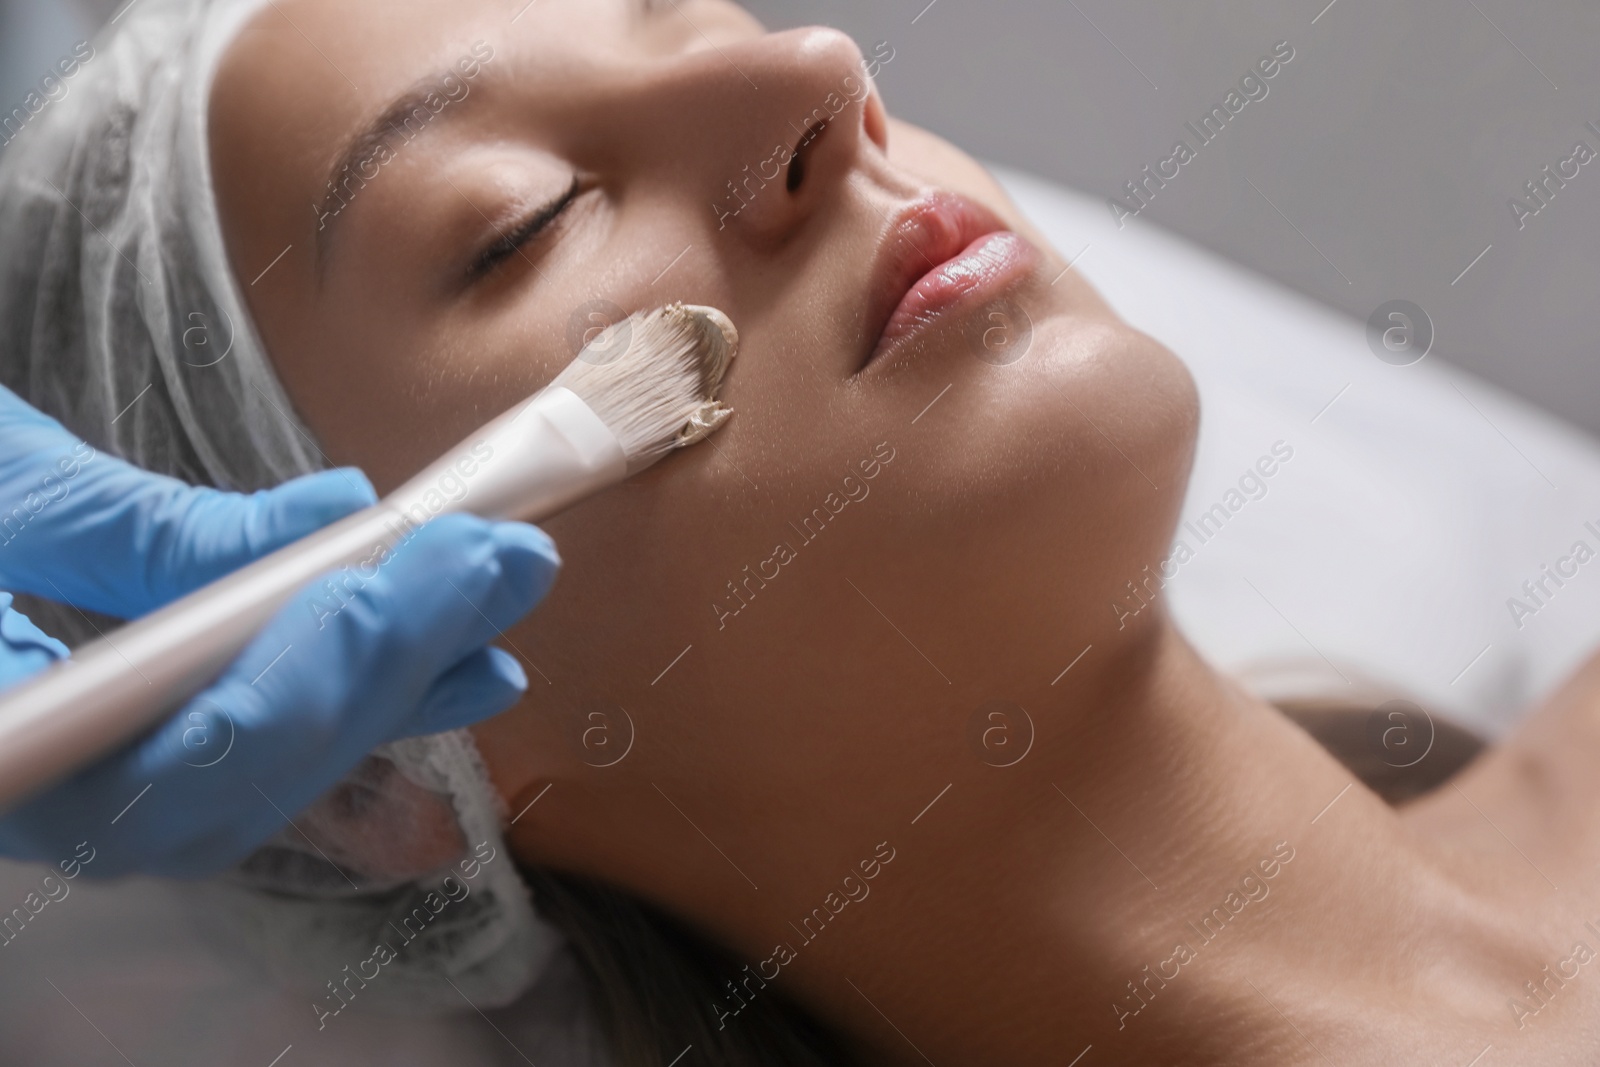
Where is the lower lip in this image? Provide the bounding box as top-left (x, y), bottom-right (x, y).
top-left (869, 231), bottom-right (1039, 366)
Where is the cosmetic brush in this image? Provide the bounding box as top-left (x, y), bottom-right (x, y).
top-left (0, 303), bottom-right (737, 813)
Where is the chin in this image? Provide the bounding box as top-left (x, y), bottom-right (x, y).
top-left (1013, 318), bottom-right (1199, 611)
top-left (990, 307), bottom-right (1196, 479)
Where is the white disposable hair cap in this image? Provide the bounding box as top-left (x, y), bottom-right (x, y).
top-left (0, 0), bottom-right (560, 1013)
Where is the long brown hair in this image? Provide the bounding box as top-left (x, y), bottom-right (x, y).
top-left (517, 863), bottom-right (858, 1066)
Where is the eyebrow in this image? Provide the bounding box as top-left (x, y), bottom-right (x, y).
top-left (312, 71), bottom-right (487, 267)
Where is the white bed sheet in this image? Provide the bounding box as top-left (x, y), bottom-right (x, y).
top-left (4, 166), bottom-right (1600, 1064)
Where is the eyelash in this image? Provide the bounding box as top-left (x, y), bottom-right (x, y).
top-left (471, 174), bottom-right (583, 278)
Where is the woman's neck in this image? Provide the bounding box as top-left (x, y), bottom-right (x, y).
top-left (769, 618), bottom-right (1561, 1065)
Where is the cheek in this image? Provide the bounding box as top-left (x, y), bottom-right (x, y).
top-left (276, 305), bottom-right (514, 489)
top-left (497, 336), bottom-right (882, 715)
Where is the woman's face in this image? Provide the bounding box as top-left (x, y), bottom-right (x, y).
top-left (211, 0), bottom-right (1197, 938)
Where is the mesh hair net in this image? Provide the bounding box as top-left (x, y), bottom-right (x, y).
top-left (0, 0), bottom-right (559, 1012)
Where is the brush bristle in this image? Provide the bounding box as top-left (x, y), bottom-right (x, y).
top-left (550, 303), bottom-right (738, 471)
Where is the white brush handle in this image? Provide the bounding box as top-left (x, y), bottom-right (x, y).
top-left (0, 387), bottom-right (624, 813)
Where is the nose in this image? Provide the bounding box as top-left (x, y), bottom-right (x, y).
top-left (608, 27), bottom-right (886, 248)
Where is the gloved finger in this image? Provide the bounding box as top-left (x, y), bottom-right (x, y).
top-left (195, 514), bottom-right (552, 761)
top-left (261, 516), bottom-right (560, 700)
top-left (0, 592), bottom-right (70, 692)
top-left (0, 456), bottom-right (377, 620)
top-left (391, 646), bottom-right (529, 739)
top-left (59, 516), bottom-right (558, 876)
top-left (140, 469), bottom-right (379, 607)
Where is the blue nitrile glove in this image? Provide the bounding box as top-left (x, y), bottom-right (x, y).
top-left (0, 386), bottom-right (559, 877)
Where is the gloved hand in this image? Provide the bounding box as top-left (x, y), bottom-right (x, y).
top-left (0, 386), bottom-right (559, 877)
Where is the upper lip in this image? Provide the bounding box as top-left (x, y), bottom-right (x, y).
top-left (859, 190), bottom-right (1010, 370)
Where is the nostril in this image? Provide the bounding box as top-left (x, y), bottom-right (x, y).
top-left (786, 118), bottom-right (829, 194)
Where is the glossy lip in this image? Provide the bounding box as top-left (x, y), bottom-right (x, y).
top-left (858, 190), bottom-right (1041, 372)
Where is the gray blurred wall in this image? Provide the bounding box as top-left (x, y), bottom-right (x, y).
top-left (6, 0), bottom-right (1598, 433)
top-left (743, 0), bottom-right (1600, 436)
top-left (0, 0), bottom-right (94, 112)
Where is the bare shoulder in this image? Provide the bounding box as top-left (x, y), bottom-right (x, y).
top-left (1400, 646), bottom-right (1600, 885)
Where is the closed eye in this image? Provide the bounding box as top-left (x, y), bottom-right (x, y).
top-left (470, 174), bottom-right (583, 279)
